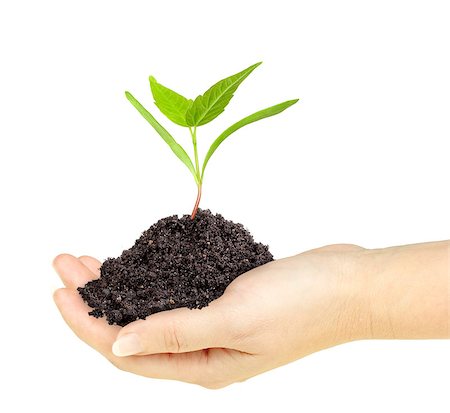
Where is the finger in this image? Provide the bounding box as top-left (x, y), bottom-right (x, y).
top-left (132, 348), bottom-right (254, 388)
top-left (112, 301), bottom-right (232, 356)
top-left (78, 255), bottom-right (102, 276)
top-left (53, 288), bottom-right (119, 355)
top-left (53, 254), bottom-right (99, 289)
top-left (53, 288), bottom-right (227, 384)
top-left (53, 288), bottom-right (143, 372)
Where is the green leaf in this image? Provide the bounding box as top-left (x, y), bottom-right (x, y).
top-left (125, 91), bottom-right (199, 184)
top-left (186, 62), bottom-right (262, 127)
top-left (149, 76), bottom-right (192, 127)
top-left (201, 99), bottom-right (299, 178)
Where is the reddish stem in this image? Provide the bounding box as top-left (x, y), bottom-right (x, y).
top-left (190, 185), bottom-right (202, 220)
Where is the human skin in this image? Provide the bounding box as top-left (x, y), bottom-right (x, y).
top-left (53, 241), bottom-right (449, 389)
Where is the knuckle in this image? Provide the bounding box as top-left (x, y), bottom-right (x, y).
top-left (163, 320), bottom-right (184, 353)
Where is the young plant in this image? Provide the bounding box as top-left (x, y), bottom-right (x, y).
top-left (125, 62), bottom-right (298, 219)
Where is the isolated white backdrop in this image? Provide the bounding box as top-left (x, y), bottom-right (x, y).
top-left (0, 0), bottom-right (449, 412)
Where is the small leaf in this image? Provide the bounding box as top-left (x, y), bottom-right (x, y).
top-left (201, 99), bottom-right (299, 178)
top-left (125, 91), bottom-right (199, 184)
top-left (186, 62), bottom-right (262, 127)
top-left (149, 76), bottom-right (192, 127)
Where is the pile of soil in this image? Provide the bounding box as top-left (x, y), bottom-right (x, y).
top-left (78, 209), bottom-right (273, 326)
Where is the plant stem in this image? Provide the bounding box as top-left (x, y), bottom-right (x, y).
top-left (191, 184), bottom-right (202, 219)
top-left (190, 126), bottom-right (202, 219)
top-left (191, 126), bottom-right (200, 180)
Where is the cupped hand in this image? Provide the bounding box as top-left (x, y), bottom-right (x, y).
top-left (53, 244), bottom-right (367, 389)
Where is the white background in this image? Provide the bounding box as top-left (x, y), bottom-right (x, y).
top-left (1, 0), bottom-right (449, 412)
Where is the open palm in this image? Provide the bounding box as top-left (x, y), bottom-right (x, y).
top-left (53, 245), bottom-right (364, 388)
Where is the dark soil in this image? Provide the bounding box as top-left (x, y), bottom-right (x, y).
top-left (78, 209), bottom-right (273, 326)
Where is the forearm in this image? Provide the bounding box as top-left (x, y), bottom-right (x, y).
top-left (358, 241), bottom-right (450, 340)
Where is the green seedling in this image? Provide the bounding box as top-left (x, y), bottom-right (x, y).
top-left (126, 62), bottom-right (298, 219)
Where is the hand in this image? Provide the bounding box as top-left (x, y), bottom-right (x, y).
top-left (53, 244), bottom-right (367, 389)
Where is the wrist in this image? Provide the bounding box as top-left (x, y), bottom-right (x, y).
top-left (353, 247), bottom-right (397, 340)
top-left (355, 242), bottom-right (449, 340)
top-left (328, 245), bottom-right (405, 341)
top-left (334, 247), bottom-right (379, 342)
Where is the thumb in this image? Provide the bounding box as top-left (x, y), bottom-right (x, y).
top-left (112, 303), bottom-right (231, 356)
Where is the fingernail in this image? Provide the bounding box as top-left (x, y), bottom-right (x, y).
top-left (112, 333), bottom-right (142, 357)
